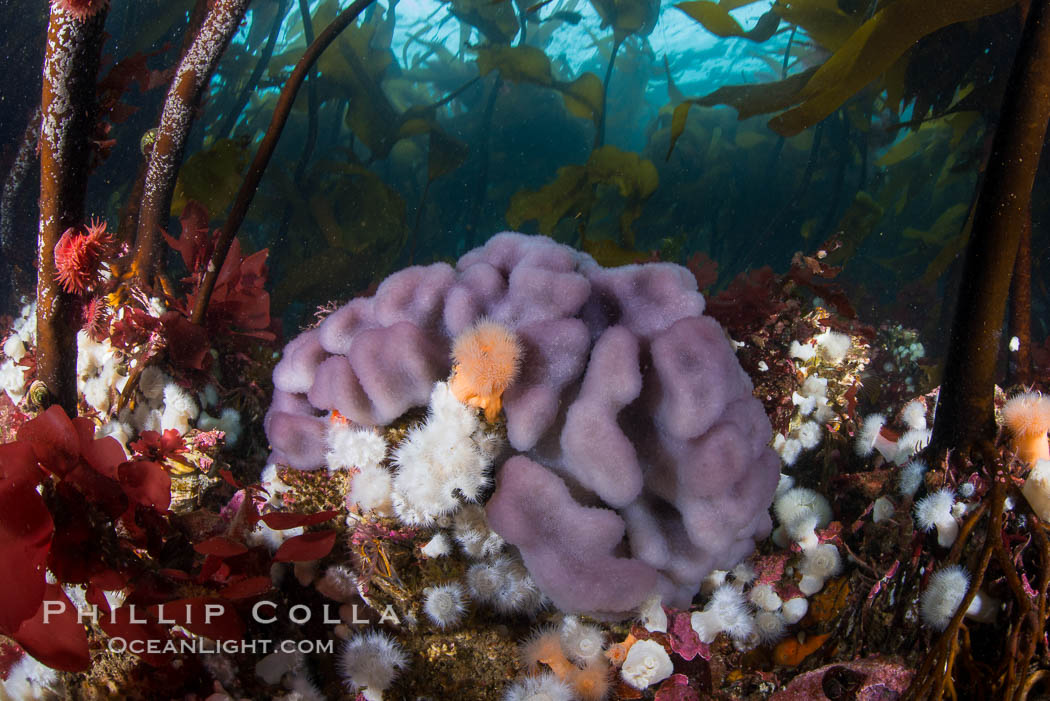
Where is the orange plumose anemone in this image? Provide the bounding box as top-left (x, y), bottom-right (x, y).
top-left (449, 318), bottom-right (522, 422)
top-left (1002, 391), bottom-right (1050, 464)
top-left (571, 659), bottom-right (613, 701)
top-left (520, 626), bottom-right (574, 679)
top-left (604, 633), bottom-right (637, 667)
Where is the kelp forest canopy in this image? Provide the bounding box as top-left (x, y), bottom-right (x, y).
top-left (0, 0), bottom-right (1047, 359)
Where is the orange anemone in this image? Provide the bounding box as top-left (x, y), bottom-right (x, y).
top-left (449, 318), bottom-right (522, 422)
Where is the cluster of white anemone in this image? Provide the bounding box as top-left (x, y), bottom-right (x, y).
top-left (323, 375), bottom-right (550, 647)
top-left (775, 326), bottom-right (852, 467)
top-left (34, 292), bottom-right (242, 451)
top-left (418, 529), bottom-right (545, 630)
top-left (853, 400), bottom-right (972, 549)
top-left (851, 390), bottom-right (1005, 633)
top-left (417, 502), bottom-right (505, 563)
top-left (331, 381), bottom-right (503, 530)
top-left (1, 300), bottom-right (245, 455)
top-left (0, 301), bottom-right (36, 403)
top-left (685, 561), bottom-right (807, 650)
top-left (505, 618), bottom-right (615, 698)
top-left (328, 422), bottom-right (394, 515)
top-left (719, 478), bottom-right (841, 631)
top-left (76, 330), bottom-right (125, 417)
top-left (453, 504), bottom-right (506, 558)
top-left (774, 374), bottom-right (836, 466)
top-left (772, 486), bottom-right (832, 552)
top-left (414, 472), bottom-right (543, 624)
top-left (389, 381), bottom-right (502, 526)
top-left (855, 399), bottom-right (931, 465)
top-left (90, 349), bottom-right (240, 454)
top-left (467, 554), bottom-right (547, 616)
top-left (789, 328), bottom-right (852, 366)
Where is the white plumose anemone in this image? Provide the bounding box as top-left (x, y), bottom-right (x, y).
top-left (337, 631), bottom-right (408, 701)
top-left (774, 487), bottom-right (833, 530)
top-left (327, 423), bottom-right (388, 472)
top-left (797, 421), bottom-right (822, 450)
top-left (774, 486), bottom-right (832, 550)
top-left (390, 382), bottom-right (497, 525)
top-left (2, 333), bottom-right (25, 361)
top-left (423, 582), bottom-right (468, 629)
top-left (898, 460), bottom-right (928, 497)
top-left (901, 400), bottom-right (927, 431)
top-left (420, 532), bottom-right (452, 558)
top-left (856, 413), bottom-right (898, 459)
top-left (466, 560), bottom-right (504, 602)
top-left (919, 564), bottom-right (999, 631)
top-left (638, 595), bottom-right (668, 633)
top-left (453, 504), bottom-right (505, 559)
top-left (815, 329), bottom-right (851, 364)
top-left (914, 488), bottom-right (959, 547)
top-left (754, 610), bottom-right (787, 643)
top-left (347, 464), bottom-right (395, 515)
top-left (160, 381), bottom-right (199, 434)
top-left (799, 543), bottom-right (843, 596)
top-left (895, 428), bottom-right (932, 464)
top-left (559, 616), bottom-right (605, 664)
top-left (690, 584), bottom-right (754, 643)
top-left (920, 566), bottom-right (967, 631)
top-left (501, 672), bottom-right (574, 701)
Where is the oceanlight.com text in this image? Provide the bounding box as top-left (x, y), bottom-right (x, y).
top-left (106, 638), bottom-right (334, 655)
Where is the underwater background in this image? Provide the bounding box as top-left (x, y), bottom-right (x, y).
top-left (1, 0), bottom-right (1045, 341)
top-left (1, 0), bottom-right (1050, 699)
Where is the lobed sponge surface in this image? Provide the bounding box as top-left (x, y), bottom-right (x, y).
top-left (265, 233), bottom-right (778, 617)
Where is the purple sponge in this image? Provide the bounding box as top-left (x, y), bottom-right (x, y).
top-left (559, 326), bottom-right (643, 508)
top-left (648, 316), bottom-right (750, 440)
top-left (265, 233), bottom-right (779, 617)
top-left (486, 456), bottom-right (659, 615)
top-left (502, 318), bottom-right (590, 450)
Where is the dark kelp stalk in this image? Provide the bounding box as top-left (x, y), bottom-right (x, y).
top-left (931, 0), bottom-right (1050, 457)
